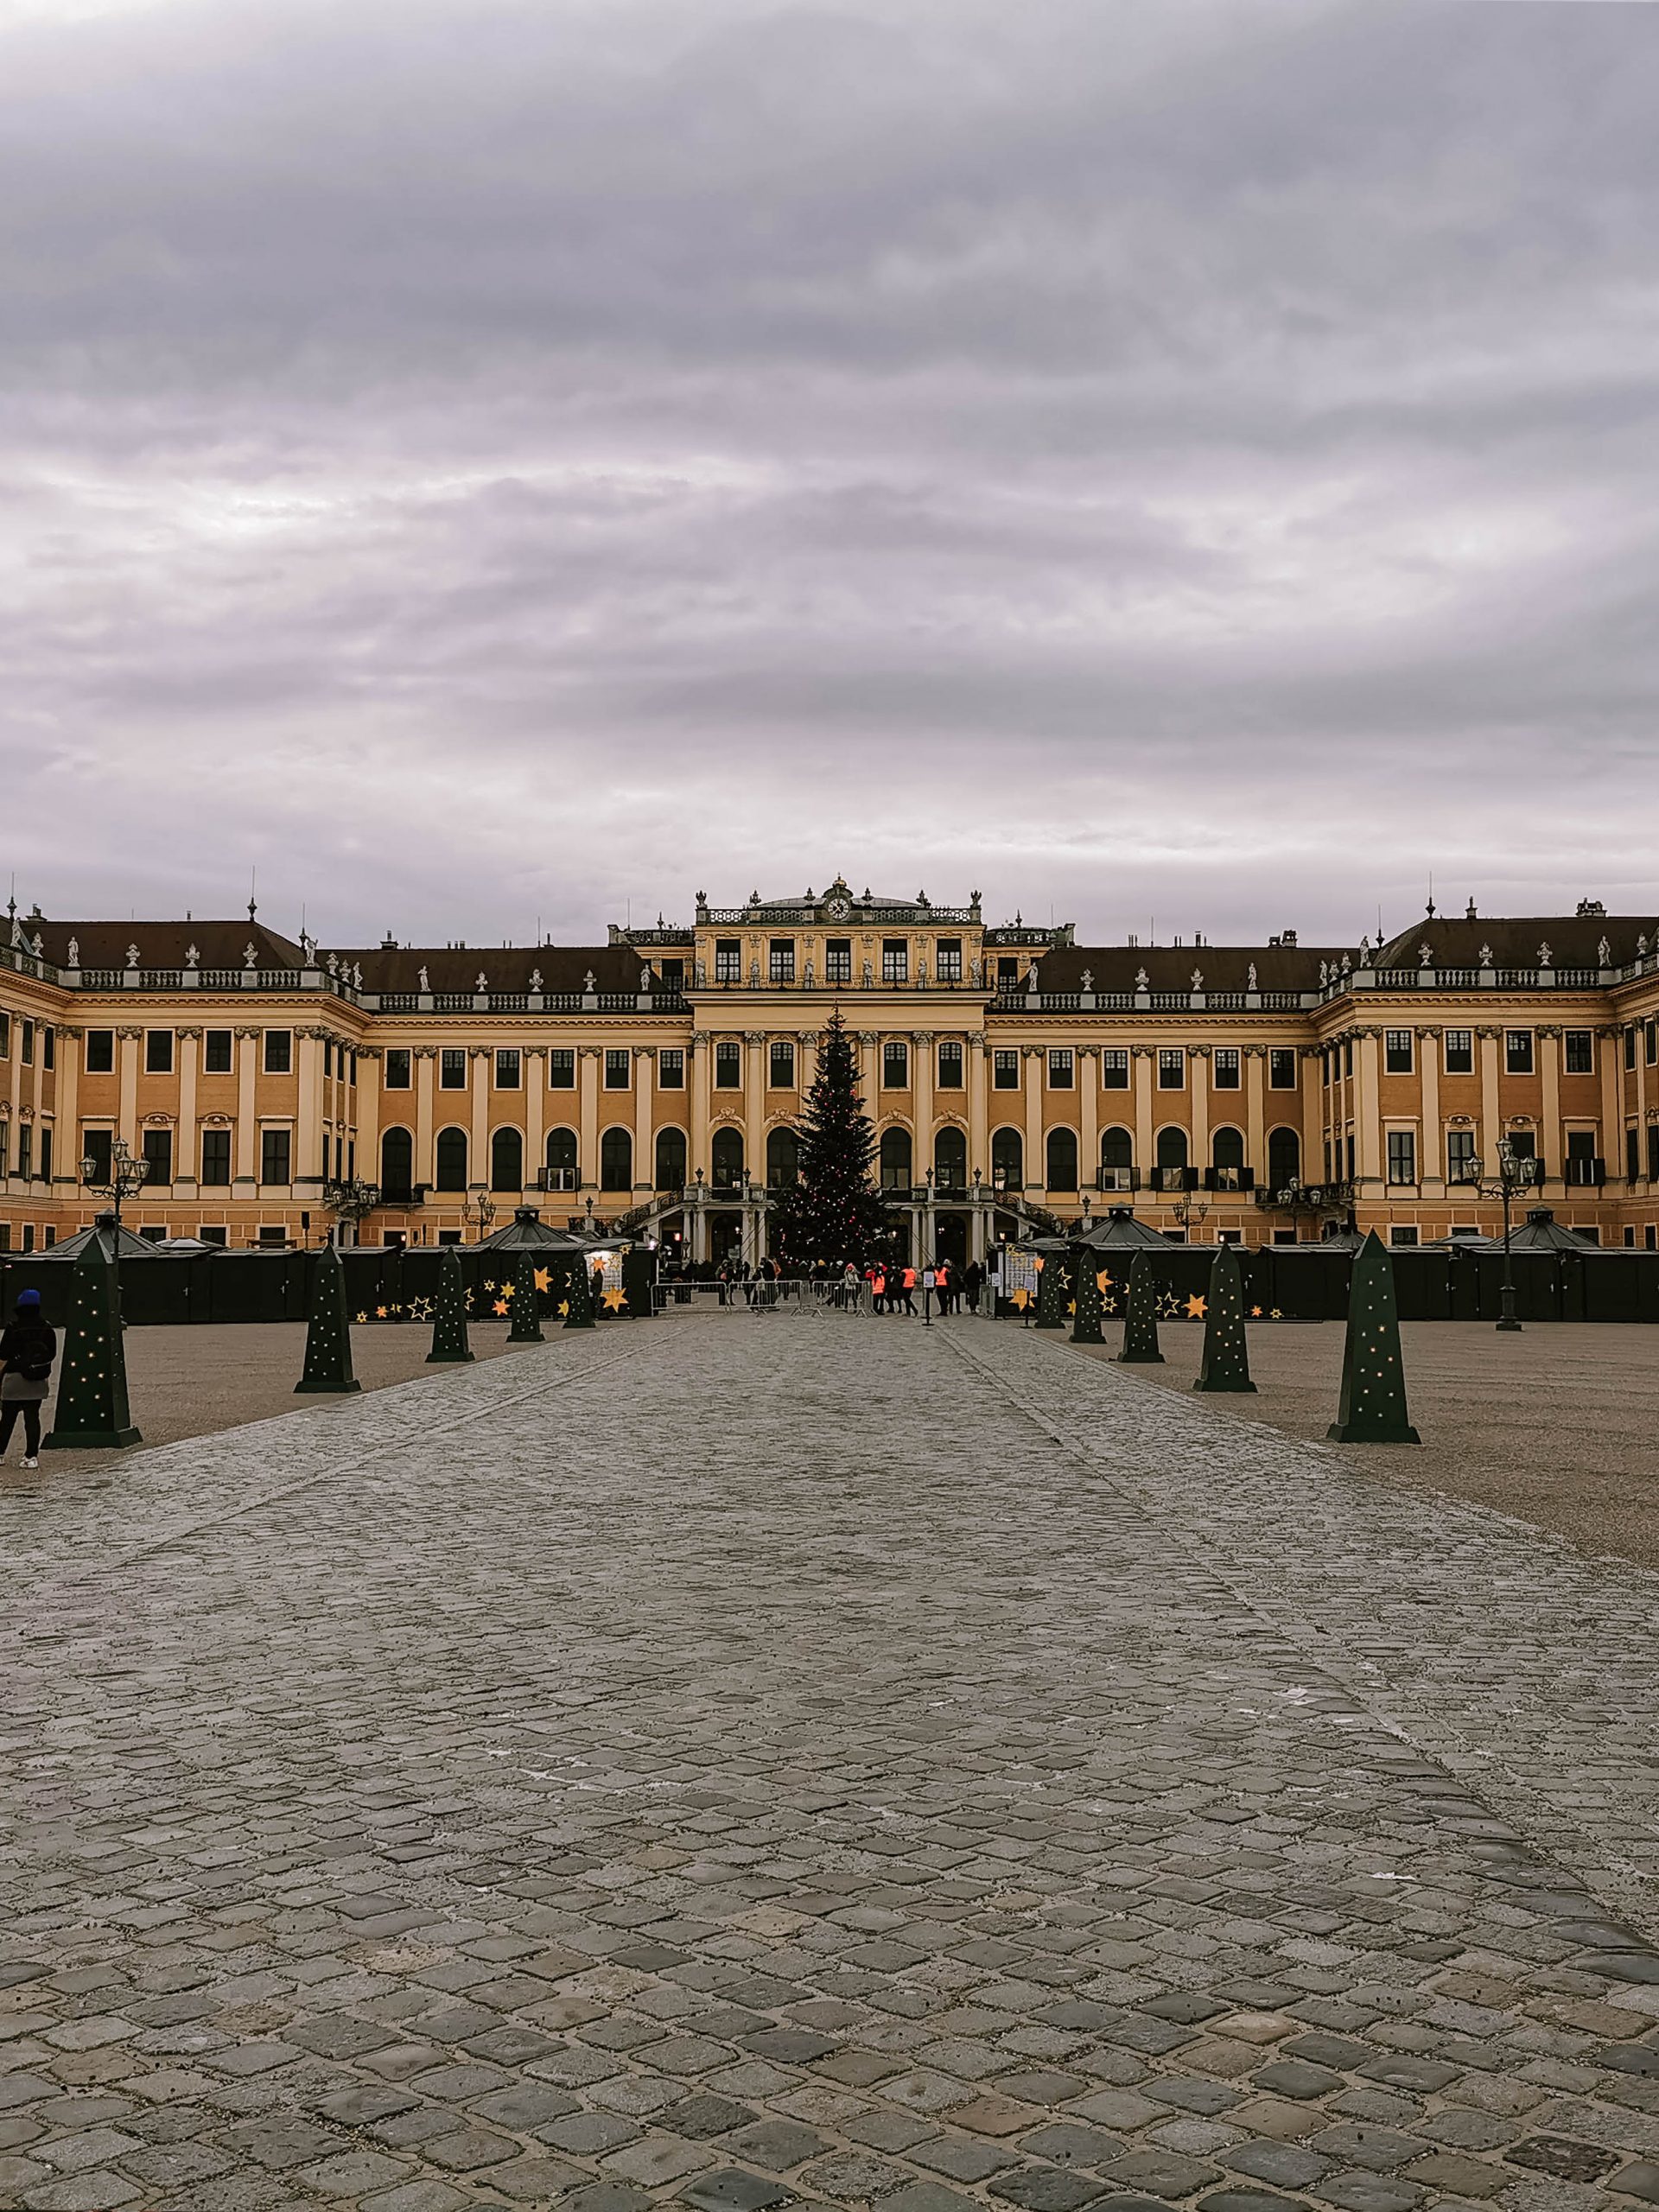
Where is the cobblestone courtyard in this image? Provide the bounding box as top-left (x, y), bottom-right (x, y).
top-left (3, 1316), bottom-right (1659, 2212)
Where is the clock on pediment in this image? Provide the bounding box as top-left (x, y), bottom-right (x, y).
top-left (823, 894), bottom-right (851, 920)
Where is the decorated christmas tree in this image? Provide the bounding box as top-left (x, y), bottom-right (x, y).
top-left (1117, 1248), bottom-right (1165, 1364)
top-left (563, 1252), bottom-right (596, 1330)
top-left (768, 1007), bottom-right (890, 1268)
top-left (1070, 1243), bottom-right (1104, 1344)
top-left (1329, 1230), bottom-right (1421, 1443)
top-left (1033, 1251), bottom-right (1065, 1329)
top-left (295, 1243), bottom-right (361, 1394)
top-left (43, 1236), bottom-right (141, 1450)
top-left (425, 1246), bottom-right (475, 1363)
top-left (508, 1249), bottom-right (545, 1343)
top-left (1194, 1242), bottom-right (1255, 1393)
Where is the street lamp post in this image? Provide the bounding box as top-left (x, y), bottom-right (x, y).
top-left (463, 1187), bottom-right (498, 1241)
top-left (321, 1174), bottom-right (381, 1247)
top-left (1473, 1138), bottom-right (1541, 1332)
top-left (81, 1136), bottom-right (151, 1316)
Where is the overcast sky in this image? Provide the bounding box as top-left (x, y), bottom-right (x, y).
top-left (3, 0), bottom-right (1656, 950)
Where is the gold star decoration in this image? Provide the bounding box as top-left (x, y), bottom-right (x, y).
top-left (375, 1304), bottom-right (389, 1319)
top-left (1249, 1305), bottom-right (1262, 1318)
top-left (1096, 1269), bottom-right (1114, 1294)
top-left (1012, 1287), bottom-right (1029, 1310)
top-left (354, 1311), bottom-right (368, 1324)
top-left (1185, 1294), bottom-right (1208, 1319)
top-left (1270, 1307), bottom-right (1283, 1319)
top-left (556, 1300), bottom-right (569, 1317)
top-left (1065, 1300), bottom-right (1077, 1315)
top-left (601, 1287), bottom-right (626, 1312)
top-left (533, 1267), bottom-right (551, 1293)
top-left (492, 1299), bottom-right (509, 1316)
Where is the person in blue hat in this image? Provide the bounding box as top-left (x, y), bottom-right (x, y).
top-left (0, 1288), bottom-right (56, 1469)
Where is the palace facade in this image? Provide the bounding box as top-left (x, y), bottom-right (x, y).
top-left (4, 876), bottom-right (1659, 1264)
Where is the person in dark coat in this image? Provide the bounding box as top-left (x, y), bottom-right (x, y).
top-left (963, 1260), bottom-right (985, 1315)
top-left (0, 1288), bottom-right (56, 1468)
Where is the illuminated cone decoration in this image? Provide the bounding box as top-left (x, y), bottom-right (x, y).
top-left (1193, 1242), bottom-right (1255, 1394)
top-left (1034, 1253), bottom-right (1065, 1329)
top-left (563, 1254), bottom-right (596, 1330)
top-left (1070, 1243), bottom-right (1104, 1344)
top-left (508, 1249), bottom-right (544, 1343)
top-left (425, 1246), bottom-right (475, 1363)
top-left (296, 1243), bottom-right (360, 1395)
top-left (1328, 1230), bottom-right (1420, 1444)
top-left (43, 1236), bottom-right (141, 1450)
top-left (1118, 1249), bottom-right (1164, 1364)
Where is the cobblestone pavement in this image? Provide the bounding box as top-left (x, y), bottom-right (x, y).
top-left (3, 1313), bottom-right (1659, 2212)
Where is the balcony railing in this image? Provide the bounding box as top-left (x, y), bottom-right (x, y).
top-left (1564, 1155), bottom-right (1606, 1186)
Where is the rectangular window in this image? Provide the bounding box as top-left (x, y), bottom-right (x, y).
top-left (1102, 1048), bottom-right (1129, 1090)
top-left (22, 1020), bottom-right (34, 1065)
top-left (1447, 1129), bottom-right (1478, 1183)
top-left (81, 1127), bottom-right (113, 1184)
top-left (1390, 1225), bottom-right (1420, 1246)
top-left (768, 939), bottom-right (795, 984)
top-left (881, 939), bottom-right (908, 986)
top-left (549, 1048), bottom-right (575, 1089)
top-left (1627, 1127), bottom-right (1641, 1182)
top-left (1505, 1029), bottom-right (1535, 1076)
top-left (1343, 1038), bottom-right (1353, 1078)
top-left (144, 1029), bottom-right (175, 1075)
top-left (264, 1029), bottom-right (292, 1076)
top-left (260, 1128), bottom-right (291, 1185)
top-left (1158, 1048), bottom-right (1185, 1090)
top-left (825, 938), bottom-right (852, 984)
top-left (85, 1028), bottom-right (114, 1073)
top-left (769, 1040), bottom-right (795, 1089)
top-left (993, 1049), bottom-right (1020, 1090)
top-left (715, 938), bottom-right (741, 983)
top-left (1384, 1029), bottom-right (1413, 1075)
top-left (142, 1127), bottom-right (173, 1185)
top-left (198, 1224), bottom-right (227, 1246)
top-left (1268, 1046), bottom-right (1296, 1090)
top-left (16, 1128), bottom-right (30, 1179)
top-left (1626, 1027), bottom-right (1638, 1070)
top-left (1649, 1128), bottom-right (1659, 1182)
top-left (201, 1128), bottom-right (232, 1185)
top-left (439, 1047), bottom-right (467, 1090)
top-left (259, 1224), bottom-right (289, 1247)
top-left (604, 1049), bottom-right (630, 1090)
top-left (1445, 1029), bottom-right (1474, 1075)
top-left (0, 1010), bottom-right (8, 1058)
top-left (1648, 1021), bottom-right (1657, 1067)
top-left (660, 958), bottom-right (683, 988)
top-left (658, 1048), bottom-right (684, 1090)
top-left (997, 957), bottom-right (1020, 987)
top-left (39, 1127), bottom-right (51, 1183)
top-left (1386, 1129), bottom-right (1416, 1185)
top-left (1047, 1048), bottom-right (1074, 1089)
top-left (936, 939), bottom-right (963, 982)
top-left (937, 1040), bottom-right (963, 1089)
top-left (883, 1040), bottom-right (908, 1088)
top-left (322, 1039), bottom-right (334, 1079)
top-left (1212, 1047), bottom-right (1240, 1090)
top-left (201, 1028), bottom-right (232, 1074)
top-left (42, 1027), bottom-right (54, 1070)
top-left (715, 1040), bottom-right (741, 1088)
top-left (495, 1048), bottom-right (521, 1090)
top-left (384, 1047), bottom-right (411, 1090)
top-left (1564, 1029), bottom-right (1593, 1076)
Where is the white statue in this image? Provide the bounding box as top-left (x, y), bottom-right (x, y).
top-left (640, 967), bottom-right (652, 992)
top-left (327, 951), bottom-right (339, 976)
top-left (1135, 967), bottom-right (1148, 990)
top-left (352, 963), bottom-right (362, 988)
top-left (1538, 941), bottom-right (1553, 967)
top-left (127, 942), bottom-right (141, 969)
top-left (583, 969), bottom-right (596, 992)
top-left (475, 971), bottom-right (488, 993)
top-left (529, 968), bottom-right (543, 993)
top-left (1319, 959), bottom-right (1330, 986)
top-left (1418, 942), bottom-right (1433, 966)
top-left (1191, 969), bottom-right (1203, 991)
top-left (67, 937), bottom-right (79, 968)
top-left (1598, 937), bottom-right (1611, 967)
top-left (1478, 944), bottom-right (1493, 967)
top-left (244, 941), bottom-right (257, 969)
top-left (301, 930), bottom-right (316, 965)
top-left (185, 942), bottom-right (198, 969)
top-left (417, 964), bottom-right (429, 991)
top-left (1246, 963), bottom-right (1256, 990)
top-left (969, 960), bottom-right (982, 988)
top-left (1080, 968), bottom-right (1093, 992)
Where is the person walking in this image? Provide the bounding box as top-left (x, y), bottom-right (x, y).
top-left (841, 1262), bottom-right (861, 1313)
top-left (0, 1287), bottom-right (56, 1470)
top-left (963, 1259), bottom-right (984, 1316)
top-left (899, 1263), bottom-right (918, 1318)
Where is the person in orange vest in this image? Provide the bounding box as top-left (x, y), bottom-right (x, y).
top-left (899, 1264), bottom-right (918, 1317)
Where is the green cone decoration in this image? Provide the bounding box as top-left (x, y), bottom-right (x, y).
top-left (425, 1246), bottom-right (475, 1363)
top-left (296, 1243), bottom-right (361, 1394)
top-left (1194, 1242), bottom-right (1255, 1394)
top-left (1034, 1252), bottom-right (1066, 1329)
top-left (563, 1253), bottom-right (596, 1330)
top-left (1328, 1230), bottom-right (1421, 1444)
top-left (508, 1249), bottom-right (545, 1343)
top-left (1070, 1244), bottom-right (1104, 1344)
top-left (43, 1236), bottom-right (141, 1450)
top-left (1118, 1249), bottom-right (1165, 1364)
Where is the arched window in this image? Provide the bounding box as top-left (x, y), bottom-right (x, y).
top-left (380, 1126), bottom-right (413, 1198)
top-left (1155, 1126), bottom-right (1189, 1168)
top-left (1268, 1126), bottom-right (1301, 1192)
top-left (1100, 1125), bottom-right (1133, 1170)
top-left (711, 1126), bottom-right (744, 1191)
top-left (545, 1127), bottom-right (578, 1192)
top-left (1211, 1126), bottom-right (1245, 1171)
top-left (766, 1126), bottom-right (800, 1188)
top-left (490, 1126), bottom-right (524, 1192)
top-left (879, 1127), bottom-right (912, 1191)
top-left (655, 1128), bottom-right (687, 1191)
top-left (934, 1125), bottom-right (967, 1189)
top-left (600, 1127), bottom-right (632, 1192)
top-left (991, 1128), bottom-right (1023, 1191)
top-left (435, 1127), bottom-right (467, 1192)
top-left (1046, 1127), bottom-right (1078, 1191)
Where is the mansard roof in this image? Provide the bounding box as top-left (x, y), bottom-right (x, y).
top-left (327, 944), bottom-right (642, 994)
top-left (1037, 941), bottom-right (1345, 993)
top-left (25, 918), bottom-right (305, 971)
top-left (1373, 912), bottom-right (1656, 971)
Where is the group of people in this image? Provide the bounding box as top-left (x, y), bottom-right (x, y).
top-left (0, 1287), bottom-right (56, 1468)
top-left (836, 1257), bottom-right (986, 1316)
